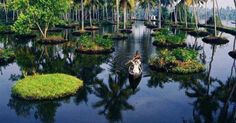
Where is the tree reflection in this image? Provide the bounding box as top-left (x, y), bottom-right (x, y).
top-left (8, 98), bottom-right (63, 123)
top-left (92, 72), bottom-right (137, 122)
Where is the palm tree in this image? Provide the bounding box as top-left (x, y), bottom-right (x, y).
top-left (120, 0), bottom-right (136, 29)
top-left (139, 0), bottom-right (155, 21)
top-left (183, 0), bottom-right (208, 29)
top-left (116, 0), bottom-right (120, 31)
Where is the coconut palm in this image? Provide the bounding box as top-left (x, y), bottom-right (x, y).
top-left (183, 0), bottom-right (208, 29)
top-left (139, 0), bottom-right (155, 21)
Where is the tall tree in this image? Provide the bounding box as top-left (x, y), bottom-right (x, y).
top-left (120, 0), bottom-right (136, 29)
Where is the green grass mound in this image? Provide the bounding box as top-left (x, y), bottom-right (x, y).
top-left (0, 49), bottom-right (15, 64)
top-left (153, 29), bottom-right (186, 47)
top-left (149, 48), bottom-right (205, 74)
top-left (12, 74), bottom-right (83, 100)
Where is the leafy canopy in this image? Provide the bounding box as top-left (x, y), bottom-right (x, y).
top-left (10, 0), bottom-right (72, 36)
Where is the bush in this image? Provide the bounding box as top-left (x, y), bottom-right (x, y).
top-left (12, 73), bottom-right (83, 100)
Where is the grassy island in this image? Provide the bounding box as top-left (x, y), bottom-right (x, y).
top-left (149, 48), bottom-right (205, 74)
top-left (153, 29), bottom-right (186, 47)
top-left (77, 35), bottom-right (114, 54)
top-left (12, 73), bottom-right (83, 100)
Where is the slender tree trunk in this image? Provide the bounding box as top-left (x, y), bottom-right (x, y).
top-left (158, 0), bottom-right (162, 28)
top-left (205, 2), bottom-right (208, 24)
top-left (213, 0), bottom-right (217, 36)
top-left (103, 6), bottom-right (105, 20)
top-left (105, 1), bottom-right (108, 20)
top-left (89, 7), bottom-right (92, 27)
top-left (185, 5), bottom-right (188, 28)
top-left (75, 8), bottom-right (78, 21)
top-left (215, 0), bottom-right (223, 28)
top-left (174, 7), bottom-right (177, 24)
top-left (81, 0), bottom-right (84, 30)
top-left (116, 0), bottom-right (120, 32)
top-left (123, 1), bottom-right (127, 29)
top-left (3, 2), bottom-right (8, 23)
top-left (192, 0), bottom-right (198, 30)
top-left (147, 1), bottom-right (150, 21)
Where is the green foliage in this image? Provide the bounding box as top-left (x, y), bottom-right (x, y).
top-left (171, 60), bottom-right (205, 74)
top-left (78, 35), bottom-right (113, 50)
top-left (10, 0), bottom-right (72, 37)
top-left (149, 48), bottom-right (205, 74)
top-left (11, 14), bottom-right (32, 34)
top-left (0, 25), bottom-right (11, 31)
top-left (153, 29), bottom-right (186, 46)
top-left (172, 48), bottom-right (198, 62)
top-left (12, 73), bottom-right (83, 100)
top-left (0, 49), bottom-right (15, 62)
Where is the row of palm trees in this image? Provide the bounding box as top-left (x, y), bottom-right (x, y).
top-left (0, 0), bottom-right (234, 33)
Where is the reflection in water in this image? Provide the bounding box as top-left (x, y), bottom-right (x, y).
top-left (8, 98), bottom-right (62, 123)
top-left (93, 72), bottom-right (138, 122)
top-left (1, 21), bottom-right (236, 123)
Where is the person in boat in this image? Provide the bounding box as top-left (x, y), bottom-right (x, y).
top-left (127, 51), bottom-right (142, 76)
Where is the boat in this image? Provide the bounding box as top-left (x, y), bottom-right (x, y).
top-left (128, 62), bottom-right (142, 79)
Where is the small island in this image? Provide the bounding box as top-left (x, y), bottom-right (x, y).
top-left (12, 73), bottom-right (83, 100)
top-left (76, 35), bottom-right (114, 54)
top-left (149, 48), bottom-right (205, 74)
top-left (152, 29), bottom-right (186, 47)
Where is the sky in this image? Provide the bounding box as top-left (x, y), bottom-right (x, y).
top-left (205, 0), bottom-right (235, 8)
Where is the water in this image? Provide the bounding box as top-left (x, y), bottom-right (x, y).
top-left (0, 21), bottom-right (236, 123)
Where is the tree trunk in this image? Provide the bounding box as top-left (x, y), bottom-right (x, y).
top-left (81, 0), bottom-right (84, 30)
top-left (158, 0), bottom-right (162, 28)
top-left (103, 6), bottom-right (105, 20)
top-left (123, 1), bottom-right (127, 29)
top-left (192, 0), bottom-right (198, 30)
top-left (89, 7), bottom-right (92, 27)
top-left (185, 5), bottom-right (188, 28)
top-left (147, 1), bottom-right (150, 21)
top-left (205, 2), bottom-right (208, 24)
top-left (213, 0), bottom-right (217, 36)
top-left (105, 1), bottom-right (108, 20)
top-left (3, 2), bottom-right (8, 23)
top-left (116, 0), bottom-right (120, 32)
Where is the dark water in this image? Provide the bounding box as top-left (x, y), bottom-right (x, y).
top-left (0, 21), bottom-right (236, 123)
